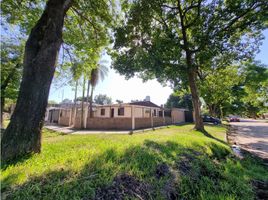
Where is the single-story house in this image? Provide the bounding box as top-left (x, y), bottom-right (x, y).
top-left (46, 100), bottom-right (192, 130)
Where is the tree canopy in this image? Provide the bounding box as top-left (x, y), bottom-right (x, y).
top-left (165, 92), bottom-right (193, 111)
top-left (94, 94), bottom-right (112, 105)
top-left (199, 60), bottom-right (268, 118)
top-left (111, 0), bottom-right (268, 131)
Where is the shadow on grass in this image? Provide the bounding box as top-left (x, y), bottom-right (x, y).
top-left (173, 123), bottom-right (228, 146)
top-left (2, 139), bottom-right (267, 200)
top-left (1, 153), bottom-right (34, 171)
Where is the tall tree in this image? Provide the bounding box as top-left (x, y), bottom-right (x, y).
top-left (199, 65), bottom-right (243, 118)
top-left (89, 64), bottom-right (109, 117)
top-left (1, 0), bottom-right (116, 161)
top-left (241, 61), bottom-right (268, 118)
top-left (111, 0), bottom-right (267, 132)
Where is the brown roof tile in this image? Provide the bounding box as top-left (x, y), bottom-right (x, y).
top-left (129, 101), bottom-right (161, 108)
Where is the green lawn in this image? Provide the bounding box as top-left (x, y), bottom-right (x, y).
top-left (1, 124), bottom-right (267, 200)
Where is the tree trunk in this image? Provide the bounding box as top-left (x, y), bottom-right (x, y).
top-left (208, 105), bottom-right (213, 116)
top-left (0, 94), bottom-right (5, 128)
top-left (188, 69), bottom-right (205, 132)
top-left (220, 105), bottom-right (223, 119)
top-left (208, 104), bottom-right (217, 117)
top-left (72, 80), bottom-right (78, 126)
top-left (1, 0), bottom-right (72, 161)
top-left (177, 0), bottom-right (204, 132)
top-left (90, 86), bottom-right (94, 118)
top-left (81, 77), bottom-right (86, 129)
top-left (86, 79), bottom-right (90, 103)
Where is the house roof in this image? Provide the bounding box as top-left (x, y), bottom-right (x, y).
top-left (129, 101), bottom-right (161, 108)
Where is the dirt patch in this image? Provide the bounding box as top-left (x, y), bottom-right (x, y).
top-left (252, 180), bottom-right (268, 200)
top-left (94, 173), bottom-right (152, 200)
top-left (163, 182), bottom-right (179, 200)
top-left (177, 152), bottom-right (197, 175)
top-left (155, 163), bottom-right (180, 200)
top-left (155, 163), bottom-right (170, 178)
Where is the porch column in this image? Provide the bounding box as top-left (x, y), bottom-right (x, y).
top-left (84, 105), bottom-right (88, 128)
top-left (150, 108), bottom-right (153, 128)
top-left (69, 108), bottom-right (72, 126)
top-left (131, 105), bottom-right (135, 130)
top-left (163, 109), bottom-right (165, 125)
top-left (58, 109), bottom-right (61, 124)
top-left (73, 107), bottom-right (77, 128)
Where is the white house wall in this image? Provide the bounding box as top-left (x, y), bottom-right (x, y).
top-left (94, 105), bottom-right (162, 118)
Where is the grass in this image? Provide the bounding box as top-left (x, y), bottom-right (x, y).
top-left (1, 124), bottom-right (267, 200)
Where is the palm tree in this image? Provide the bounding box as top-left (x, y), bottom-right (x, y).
top-left (89, 64), bottom-right (108, 117)
top-left (70, 62), bottom-right (81, 127)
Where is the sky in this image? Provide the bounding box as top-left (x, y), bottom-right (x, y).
top-left (48, 29), bottom-right (268, 106)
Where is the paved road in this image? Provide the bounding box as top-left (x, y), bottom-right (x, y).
top-left (230, 119), bottom-right (268, 160)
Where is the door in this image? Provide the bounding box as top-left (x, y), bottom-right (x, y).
top-left (49, 110), bottom-right (53, 123)
top-left (111, 108), bottom-right (114, 118)
top-left (184, 111), bottom-right (193, 122)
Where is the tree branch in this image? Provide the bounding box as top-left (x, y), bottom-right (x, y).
top-left (1, 64), bottom-right (21, 91)
top-left (71, 6), bottom-right (100, 32)
top-left (183, 0), bottom-right (201, 16)
top-left (161, 4), bottom-right (179, 10)
top-left (62, 44), bottom-right (74, 65)
top-left (184, 0), bottom-right (202, 28)
top-left (219, 2), bottom-right (265, 34)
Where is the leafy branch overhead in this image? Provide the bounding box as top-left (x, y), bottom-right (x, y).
top-left (112, 0), bottom-right (267, 83)
top-left (111, 0), bottom-right (267, 131)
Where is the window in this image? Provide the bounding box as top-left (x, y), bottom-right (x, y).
top-left (164, 110), bottom-right (171, 117)
top-left (101, 108), bottom-right (105, 116)
top-left (153, 109), bottom-right (157, 116)
top-left (118, 107), bottom-right (124, 116)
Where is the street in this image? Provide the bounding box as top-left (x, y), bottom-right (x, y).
top-left (230, 119), bottom-right (268, 160)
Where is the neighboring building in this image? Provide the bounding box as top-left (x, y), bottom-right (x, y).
top-left (46, 100), bottom-right (191, 130)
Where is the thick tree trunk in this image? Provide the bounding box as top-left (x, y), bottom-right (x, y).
top-left (1, 0), bottom-right (72, 161)
top-left (188, 69), bottom-right (205, 132)
top-left (177, 0), bottom-right (204, 132)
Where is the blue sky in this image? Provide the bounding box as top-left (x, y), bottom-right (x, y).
top-left (48, 29), bottom-right (268, 105)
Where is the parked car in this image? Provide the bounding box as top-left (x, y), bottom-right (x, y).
top-left (229, 117), bottom-right (240, 122)
top-left (202, 115), bottom-right (221, 125)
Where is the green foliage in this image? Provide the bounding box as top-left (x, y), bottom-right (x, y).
top-left (241, 61), bottom-right (268, 117)
top-left (200, 61), bottom-right (268, 117)
top-left (199, 65), bottom-right (244, 117)
top-left (94, 94), bottom-right (112, 105)
top-left (1, 125), bottom-right (267, 199)
top-left (1, 0), bottom-right (117, 85)
top-left (116, 99), bottom-right (124, 104)
top-left (111, 0), bottom-right (267, 86)
top-left (165, 92), bottom-right (193, 110)
top-left (0, 40), bottom-right (24, 101)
